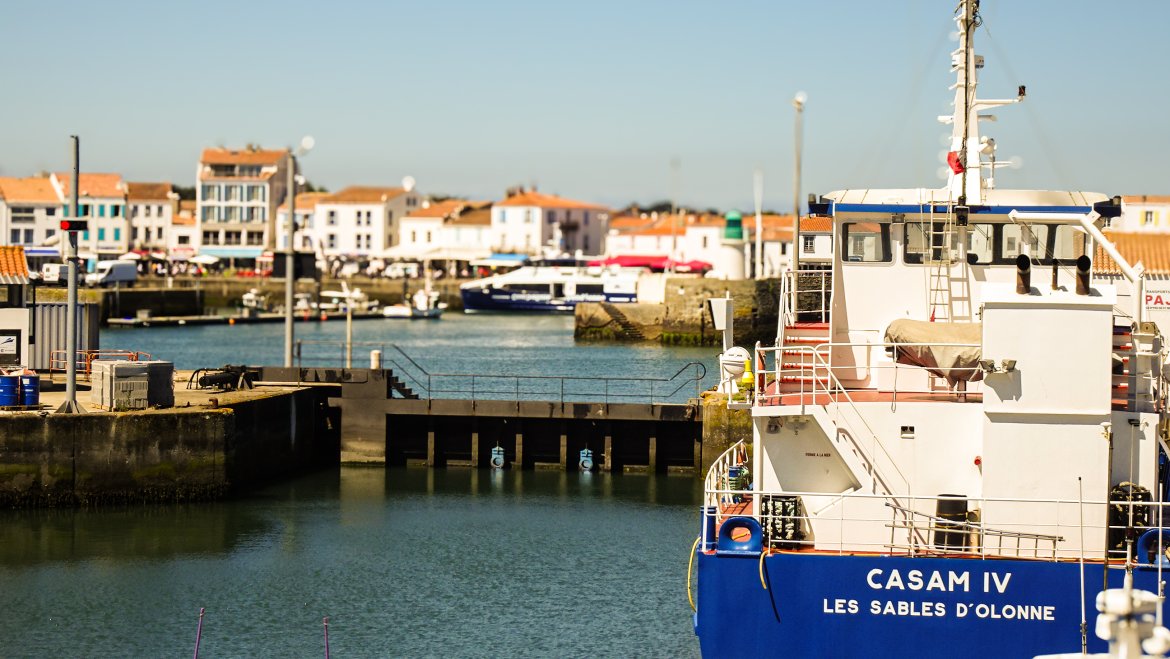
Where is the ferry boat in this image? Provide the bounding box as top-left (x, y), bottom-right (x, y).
top-left (692, 3), bottom-right (1170, 657)
top-left (459, 258), bottom-right (641, 312)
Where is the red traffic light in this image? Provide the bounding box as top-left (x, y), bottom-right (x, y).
top-left (60, 219), bottom-right (89, 232)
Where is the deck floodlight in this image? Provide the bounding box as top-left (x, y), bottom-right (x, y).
top-left (1000, 359), bottom-right (1017, 372)
top-left (979, 359), bottom-right (997, 373)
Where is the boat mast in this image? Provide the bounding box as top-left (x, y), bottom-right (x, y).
top-left (944, 0), bottom-right (1025, 204)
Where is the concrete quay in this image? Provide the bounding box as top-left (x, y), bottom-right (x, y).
top-left (0, 373), bottom-right (339, 508)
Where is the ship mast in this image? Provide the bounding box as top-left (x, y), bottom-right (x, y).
top-left (943, 0), bottom-right (1025, 204)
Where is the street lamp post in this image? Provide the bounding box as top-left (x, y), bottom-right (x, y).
top-left (791, 92), bottom-right (807, 274)
top-left (284, 136), bottom-right (314, 368)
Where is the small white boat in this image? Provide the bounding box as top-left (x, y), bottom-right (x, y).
top-left (383, 287), bottom-right (444, 319)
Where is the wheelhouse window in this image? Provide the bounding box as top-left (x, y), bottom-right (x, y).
top-left (996, 223), bottom-right (1085, 265)
top-left (841, 222), bottom-right (891, 263)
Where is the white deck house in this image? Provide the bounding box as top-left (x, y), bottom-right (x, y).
top-left (196, 146), bottom-right (290, 260)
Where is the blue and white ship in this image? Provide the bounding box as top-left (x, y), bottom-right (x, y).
top-left (459, 258), bottom-right (641, 313)
top-left (693, 2), bottom-right (1170, 657)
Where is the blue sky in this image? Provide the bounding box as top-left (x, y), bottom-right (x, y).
top-left (2, 0), bottom-right (1167, 211)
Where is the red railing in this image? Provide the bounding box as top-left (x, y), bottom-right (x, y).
top-left (48, 350), bottom-right (152, 380)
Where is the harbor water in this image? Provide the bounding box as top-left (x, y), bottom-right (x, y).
top-left (1, 314), bottom-right (712, 655)
top-left (0, 467), bottom-right (702, 657)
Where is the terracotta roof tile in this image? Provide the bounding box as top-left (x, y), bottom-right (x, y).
top-left (449, 207), bottom-right (492, 227)
top-left (406, 199), bottom-right (465, 219)
top-left (54, 172), bottom-right (125, 198)
top-left (277, 191), bottom-right (330, 212)
top-left (200, 147), bottom-right (288, 166)
top-left (1122, 195), bottom-right (1170, 205)
top-left (320, 186), bottom-right (407, 204)
top-left (127, 182), bottom-right (173, 201)
top-left (495, 191), bottom-right (606, 210)
top-left (1095, 231), bottom-right (1170, 276)
top-left (0, 177), bottom-right (60, 204)
top-left (0, 246), bottom-right (30, 284)
top-left (800, 216), bottom-right (833, 233)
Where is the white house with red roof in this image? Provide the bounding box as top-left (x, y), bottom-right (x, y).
top-left (127, 182), bottom-right (178, 253)
top-left (1115, 195), bottom-right (1170, 232)
top-left (274, 192), bottom-right (329, 251)
top-left (50, 172), bottom-right (128, 258)
top-left (309, 185), bottom-right (420, 258)
top-left (196, 145), bottom-right (290, 259)
top-left (0, 177), bottom-right (63, 247)
top-left (491, 189), bottom-right (608, 256)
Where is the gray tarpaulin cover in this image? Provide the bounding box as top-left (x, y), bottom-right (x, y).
top-left (883, 319), bottom-right (983, 385)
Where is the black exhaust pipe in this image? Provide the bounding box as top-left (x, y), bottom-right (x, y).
top-left (1076, 255), bottom-right (1091, 295)
top-left (1015, 254), bottom-right (1031, 295)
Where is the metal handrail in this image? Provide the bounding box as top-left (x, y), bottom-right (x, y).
top-left (294, 340), bottom-right (706, 404)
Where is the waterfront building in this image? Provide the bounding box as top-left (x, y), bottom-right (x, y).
top-left (491, 189), bottom-right (608, 256)
top-left (50, 172), bottom-right (128, 258)
top-left (126, 182), bottom-right (178, 253)
top-left (743, 214), bottom-right (795, 278)
top-left (388, 199), bottom-right (493, 266)
top-left (196, 146), bottom-right (290, 260)
top-left (274, 191), bottom-right (329, 251)
top-left (168, 200), bottom-right (199, 261)
top-left (1114, 194), bottom-right (1170, 232)
top-left (310, 185), bottom-right (420, 258)
top-left (797, 215), bottom-right (833, 267)
top-left (0, 177), bottom-right (62, 248)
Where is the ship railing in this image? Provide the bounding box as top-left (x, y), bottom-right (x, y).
top-left (701, 487), bottom-right (1170, 563)
top-left (779, 268), bottom-right (832, 330)
top-left (294, 340), bottom-right (707, 404)
top-left (702, 439), bottom-right (748, 514)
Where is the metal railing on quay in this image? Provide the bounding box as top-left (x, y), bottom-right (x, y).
top-left (701, 485), bottom-right (1170, 563)
top-left (48, 349), bottom-right (153, 380)
top-left (294, 340), bottom-right (707, 405)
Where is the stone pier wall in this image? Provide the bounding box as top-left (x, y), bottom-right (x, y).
top-left (0, 387), bottom-right (338, 508)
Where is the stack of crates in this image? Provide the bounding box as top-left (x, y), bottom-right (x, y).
top-left (90, 361), bottom-right (149, 411)
top-left (90, 360), bottom-right (176, 410)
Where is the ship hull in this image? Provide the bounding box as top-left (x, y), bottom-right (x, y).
top-left (695, 551), bottom-right (1164, 658)
top-left (460, 286), bottom-right (636, 313)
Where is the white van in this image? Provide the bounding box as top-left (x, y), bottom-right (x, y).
top-left (85, 260), bottom-right (138, 287)
top-left (40, 263), bottom-right (67, 284)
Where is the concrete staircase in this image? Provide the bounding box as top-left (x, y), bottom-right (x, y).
top-left (601, 303), bottom-right (647, 341)
top-left (388, 370), bottom-right (420, 399)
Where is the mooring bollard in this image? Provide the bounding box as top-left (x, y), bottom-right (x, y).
top-left (370, 349), bottom-right (382, 369)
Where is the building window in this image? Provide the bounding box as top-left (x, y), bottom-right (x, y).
top-left (178, 235), bottom-right (190, 245)
top-left (98, 205), bottom-right (106, 218)
top-left (547, 211), bottom-right (556, 224)
top-left (46, 207), bottom-right (56, 217)
top-left (98, 228), bottom-right (106, 241)
top-left (525, 209), bottom-right (532, 224)
top-left (841, 223), bottom-right (892, 263)
top-left (327, 234), bottom-right (337, 249)
top-left (80, 204), bottom-right (91, 217)
top-left (328, 210), bottom-right (337, 226)
top-left (411, 230), bottom-right (417, 243)
top-left (246, 232), bottom-right (264, 246)
top-left (701, 236), bottom-right (708, 249)
top-left (425, 231), bottom-right (432, 243)
top-left (1145, 210), bottom-right (1156, 226)
top-left (144, 205), bottom-right (152, 218)
top-left (583, 212), bottom-right (589, 226)
top-left (802, 235), bottom-right (815, 254)
top-left (9, 229), bottom-right (19, 243)
top-left (202, 231), bottom-right (220, 245)
top-left (46, 228), bottom-right (56, 238)
top-left (225, 231), bottom-right (242, 245)
top-left (11, 207), bottom-right (35, 223)
top-left (114, 228), bottom-right (121, 241)
top-left (201, 185), bottom-right (219, 201)
top-left (157, 205), bottom-right (164, 216)
top-left (112, 205), bottom-right (122, 218)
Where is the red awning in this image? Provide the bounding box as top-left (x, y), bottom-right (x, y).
top-left (588, 255), bottom-right (712, 273)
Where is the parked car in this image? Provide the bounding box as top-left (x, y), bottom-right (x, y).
top-left (85, 260), bottom-right (137, 287)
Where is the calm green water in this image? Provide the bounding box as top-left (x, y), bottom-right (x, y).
top-left (0, 467), bottom-right (702, 657)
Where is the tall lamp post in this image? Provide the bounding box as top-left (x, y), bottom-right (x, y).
top-left (791, 91), bottom-right (807, 274)
top-left (284, 136), bottom-right (314, 368)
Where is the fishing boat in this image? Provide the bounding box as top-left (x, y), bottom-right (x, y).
top-left (382, 287), bottom-right (444, 319)
top-left (692, 3), bottom-right (1170, 657)
top-left (459, 258), bottom-right (642, 313)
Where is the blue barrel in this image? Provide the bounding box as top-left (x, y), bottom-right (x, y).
top-left (20, 374), bottom-right (40, 407)
top-left (0, 375), bottom-right (19, 407)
